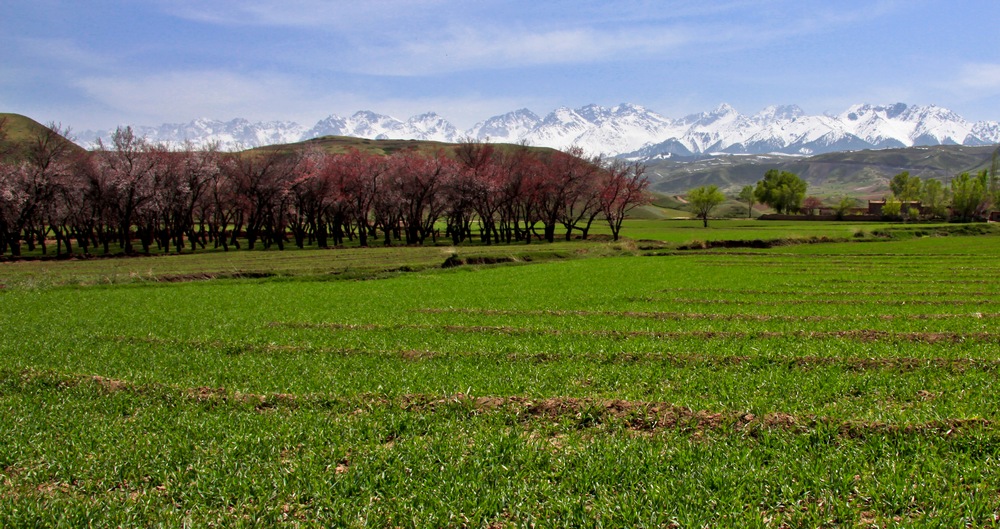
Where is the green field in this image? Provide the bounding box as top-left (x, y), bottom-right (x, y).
top-left (2, 223), bottom-right (1000, 526)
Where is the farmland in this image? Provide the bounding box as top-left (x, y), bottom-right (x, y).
top-left (2, 222), bottom-right (1000, 526)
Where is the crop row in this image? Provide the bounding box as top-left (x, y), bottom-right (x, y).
top-left (415, 307), bottom-right (1000, 321)
top-left (271, 320), bottom-right (1000, 345)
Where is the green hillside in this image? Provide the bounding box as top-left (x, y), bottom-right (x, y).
top-left (252, 134), bottom-right (556, 157)
top-left (0, 113), bottom-right (85, 161)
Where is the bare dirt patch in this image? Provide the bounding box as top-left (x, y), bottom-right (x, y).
top-left (156, 271), bottom-right (278, 283)
top-left (91, 375), bottom-right (131, 392)
top-left (397, 393), bottom-right (990, 437)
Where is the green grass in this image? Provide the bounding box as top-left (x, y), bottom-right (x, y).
top-left (596, 218), bottom-right (936, 243)
top-left (0, 240), bottom-right (636, 290)
top-left (2, 226), bottom-right (1000, 526)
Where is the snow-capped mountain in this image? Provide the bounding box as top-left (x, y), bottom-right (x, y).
top-left (77, 118), bottom-right (306, 150)
top-left (77, 103), bottom-right (1000, 158)
top-left (552, 104), bottom-right (678, 155)
top-left (625, 103), bottom-right (1000, 158)
top-left (467, 109), bottom-right (541, 144)
top-left (300, 111), bottom-right (457, 143)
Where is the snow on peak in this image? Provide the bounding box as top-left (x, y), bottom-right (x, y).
top-left (468, 109), bottom-right (541, 142)
top-left (74, 102), bottom-right (1000, 157)
top-left (754, 105), bottom-right (805, 121)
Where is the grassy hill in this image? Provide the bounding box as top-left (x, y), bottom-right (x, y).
top-left (252, 134), bottom-right (557, 158)
top-left (634, 192), bottom-right (758, 220)
top-left (648, 145), bottom-right (1000, 199)
top-left (0, 113), bottom-right (85, 161)
top-left (254, 135), bottom-right (458, 156)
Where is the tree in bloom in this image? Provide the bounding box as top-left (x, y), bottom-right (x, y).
top-left (0, 122), bottom-right (75, 256)
top-left (800, 196), bottom-right (824, 216)
top-left (391, 149), bottom-right (456, 245)
top-left (494, 145), bottom-right (543, 244)
top-left (453, 140), bottom-right (505, 244)
top-left (95, 126), bottom-right (160, 253)
top-left (288, 149), bottom-right (334, 248)
top-left (333, 149), bottom-right (385, 247)
top-left (223, 148), bottom-right (301, 250)
top-left (0, 163), bottom-right (29, 256)
top-left (154, 143), bottom-right (218, 252)
top-left (599, 159), bottom-right (650, 240)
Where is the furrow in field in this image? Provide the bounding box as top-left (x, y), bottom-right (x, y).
top-left (269, 321), bottom-right (1000, 343)
top-left (656, 288), bottom-right (1000, 297)
top-left (6, 370), bottom-right (991, 438)
top-left (632, 297), bottom-right (997, 306)
top-left (820, 278), bottom-right (997, 285)
top-left (99, 335), bottom-right (1000, 370)
top-left (414, 307), bottom-right (1000, 322)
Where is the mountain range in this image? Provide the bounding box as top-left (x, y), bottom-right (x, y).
top-left (76, 103), bottom-right (1000, 159)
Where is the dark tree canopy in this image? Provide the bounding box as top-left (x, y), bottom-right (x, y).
top-left (754, 169), bottom-right (807, 214)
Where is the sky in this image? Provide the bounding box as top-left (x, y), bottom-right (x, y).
top-left (4, 0), bottom-right (1000, 133)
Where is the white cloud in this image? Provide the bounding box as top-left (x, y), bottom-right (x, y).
top-left (74, 71), bottom-right (318, 124)
top-left (69, 69), bottom-right (545, 130)
top-left (158, 0), bottom-right (447, 29)
top-left (14, 37), bottom-right (113, 70)
top-left (362, 26), bottom-right (694, 75)
top-left (154, 0), bottom-right (906, 79)
top-left (957, 63), bottom-right (1000, 91)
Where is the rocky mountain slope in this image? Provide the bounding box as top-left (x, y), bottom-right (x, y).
top-left (645, 144), bottom-right (1000, 197)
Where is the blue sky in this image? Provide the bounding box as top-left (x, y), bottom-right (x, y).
top-left (3, 0), bottom-right (1000, 132)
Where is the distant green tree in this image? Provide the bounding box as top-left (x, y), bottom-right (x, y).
top-left (950, 171), bottom-right (988, 222)
top-left (753, 169), bottom-right (807, 214)
top-left (687, 185), bottom-right (726, 227)
top-left (881, 196), bottom-right (902, 219)
top-left (737, 185), bottom-right (755, 218)
top-left (920, 178), bottom-right (948, 218)
top-left (890, 171), bottom-right (922, 220)
top-left (834, 197), bottom-right (855, 220)
top-left (889, 171), bottom-right (921, 202)
top-left (988, 149), bottom-right (1000, 212)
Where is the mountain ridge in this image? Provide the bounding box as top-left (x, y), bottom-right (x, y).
top-left (74, 102), bottom-right (1000, 158)
top-left (645, 144), bottom-right (1000, 197)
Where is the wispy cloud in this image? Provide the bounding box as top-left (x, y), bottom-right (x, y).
top-left (157, 0), bottom-right (448, 30)
top-left (355, 25), bottom-right (695, 75)
top-left (70, 69), bottom-right (538, 129)
top-left (74, 71), bottom-right (314, 123)
top-left (158, 0), bottom-right (903, 77)
top-left (12, 37), bottom-right (114, 71)
top-left (957, 63), bottom-right (1000, 91)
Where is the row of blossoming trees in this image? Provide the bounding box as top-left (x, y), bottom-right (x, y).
top-left (0, 123), bottom-right (650, 257)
